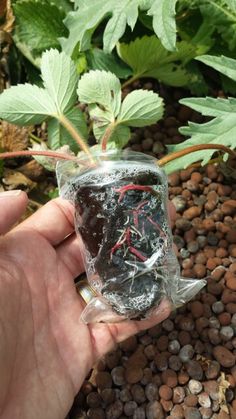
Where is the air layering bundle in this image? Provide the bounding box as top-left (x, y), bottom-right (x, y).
top-left (57, 150), bottom-right (206, 323)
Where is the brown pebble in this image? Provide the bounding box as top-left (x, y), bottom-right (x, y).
top-left (203, 380), bottom-right (219, 401)
top-left (191, 172), bottom-right (202, 183)
top-left (126, 348), bottom-right (147, 369)
top-left (87, 392), bottom-right (102, 408)
top-left (178, 370), bottom-right (189, 385)
top-left (190, 301), bottom-right (204, 318)
top-left (171, 404), bottom-right (184, 418)
top-left (211, 267), bottom-right (226, 281)
top-left (226, 302), bottom-right (236, 313)
top-left (230, 245), bottom-right (236, 257)
top-left (218, 312), bottom-right (231, 326)
top-left (168, 173), bottom-right (180, 187)
top-left (206, 165), bottom-right (218, 180)
top-left (173, 386), bottom-right (185, 404)
top-left (183, 206), bottom-right (202, 220)
top-left (100, 388), bottom-right (115, 404)
top-left (178, 331), bottom-right (192, 345)
top-left (193, 263), bottom-right (207, 278)
top-left (218, 184), bottom-right (232, 196)
top-left (226, 274), bottom-right (236, 291)
top-left (105, 400), bottom-right (123, 419)
top-left (206, 258), bottom-right (218, 271)
top-left (226, 230), bottom-right (236, 244)
top-left (144, 344), bottom-right (156, 360)
top-left (95, 372), bottom-right (112, 389)
top-left (155, 352), bottom-right (169, 371)
top-left (159, 384), bottom-right (173, 401)
top-left (146, 401), bottom-right (165, 419)
top-left (202, 218), bottom-right (215, 231)
top-left (221, 200), bottom-right (236, 215)
top-left (207, 280), bottom-right (223, 296)
top-left (119, 336), bottom-right (137, 352)
top-left (222, 289), bottom-right (236, 304)
top-left (213, 346), bottom-right (235, 368)
top-left (205, 360), bottom-right (220, 379)
top-left (125, 367), bottom-right (143, 384)
top-left (184, 394), bottom-right (198, 407)
top-left (180, 167), bottom-right (194, 181)
top-left (160, 398), bottom-right (173, 412)
top-left (88, 407), bottom-right (105, 419)
top-left (162, 369), bottom-right (178, 388)
top-left (157, 335), bottom-right (169, 352)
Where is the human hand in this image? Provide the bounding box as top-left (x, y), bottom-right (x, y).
top-left (0, 191), bottom-right (175, 419)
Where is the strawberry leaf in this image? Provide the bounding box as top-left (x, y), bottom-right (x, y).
top-left (118, 36), bottom-right (198, 87)
top-left (118, 90), bottom-right (163, 127)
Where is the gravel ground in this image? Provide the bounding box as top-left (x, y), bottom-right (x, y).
top-left (69, 86), bottom-right (236, 419)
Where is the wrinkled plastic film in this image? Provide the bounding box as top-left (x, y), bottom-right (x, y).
top-left (56, 151), bottom-right (206, 323)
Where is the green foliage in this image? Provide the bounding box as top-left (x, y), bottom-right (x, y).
top-left (178, 0), bottom-right (236, 56)
top-left (60, 0), bottom-right (178, 55)
top-left (196, 54), bottom-right (236, 81)
top-left (0, 49), bottom-right (87, 152)
top-left (118, 35), bottom-right (199, 87)
top-left (146, 0), bottom-right (178, 51)
top-left (86, 49), bottom-right (132, 79)
top-left (47, 107), bottom-right (87, 152)
top-left (77, 70), bottom-right (164, 147)
top-left (164, 53), bottom-right (236, 174)
top-left (199, 0), bottom-right (236, 52)
top-left (13, 0), bottom-right (68, 66)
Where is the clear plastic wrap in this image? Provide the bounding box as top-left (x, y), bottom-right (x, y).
top-left (56, 150), bottom-right (206, 323)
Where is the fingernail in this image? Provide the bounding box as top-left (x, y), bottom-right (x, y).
top-left (0, 190), bottom-right (22, 198)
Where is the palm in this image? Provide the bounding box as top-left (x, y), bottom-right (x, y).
top-left (0, 195), bottom-right (171, 419)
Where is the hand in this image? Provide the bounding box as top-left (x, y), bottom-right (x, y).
top-left (0, 191), bottom-right (174, 419)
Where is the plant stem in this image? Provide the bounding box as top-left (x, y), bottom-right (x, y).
top-left (158, 144), bottom-right (236, 167)
top-left (30, 133), bottom-right (42, 143)
top-left (0, 150), bottom-right (77, 161)
top-left (58, 114), bottom-right (94, 163)
top-left (121, 75), bottom-right (139, 89)
top-left (101, 122), bottom-right (116, 151)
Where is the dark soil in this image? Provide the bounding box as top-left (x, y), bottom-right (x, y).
top-left (73, 160), bottom-right (172, 319)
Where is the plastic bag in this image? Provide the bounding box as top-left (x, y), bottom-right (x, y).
top-left (56, 150), bottom-right (206, 323)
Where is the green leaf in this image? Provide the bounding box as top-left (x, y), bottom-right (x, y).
top-left (0, 84), bottom-right (56, 125)
top-left (13, 0), bottom-right (67, 60)
top-left (118, 90), bottom-right (163, 127)
top-left (77, 70), bottom-right (121, 118)
top-left (147, 0), bottom-right (177, 51)
top-left (0, 49), bottom-right (85, 154)
top-left (199, 0), bottom-right (236, 51)
top-left (47, 107), bottom-right (88, 153)
top-left (61, 0), bottom-right (178, 54)
top-left (60, 0), bottom-right (140, 54)
top-left (180, 96), bottom-right (236, 117)
top-left (196, 54), bottom-right (236, 82)
top-left (78, 70), bottom-right (163, 148)
top-left (86, 48), bottom-right (132, 79)
top-left (0, 49), bottom-right (79, 126)
top-left (118, 36), bottom-right (198, 87)
top-left (41, 49), bottom-right (78, 113)
top-left (164, 112), bottom-right (236, 174)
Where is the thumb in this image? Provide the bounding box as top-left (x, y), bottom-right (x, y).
top-left (0, 190), bottom-right (28, 234)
